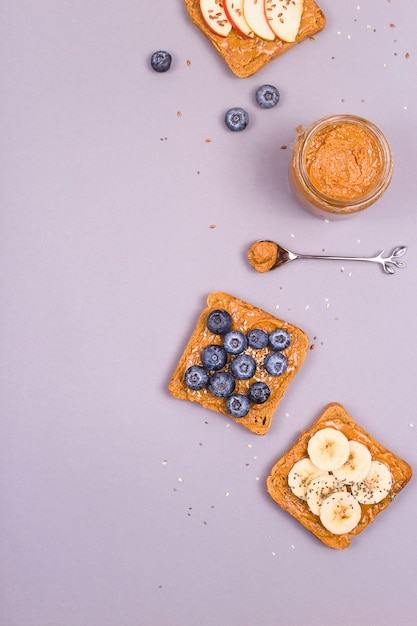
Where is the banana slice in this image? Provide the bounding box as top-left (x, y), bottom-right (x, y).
top-left (307, 427), bottom-right (350, 471)
top-left (306, 475), bottom-right (346, 516)
top-left (319, 491), bottom-right (362, 535)
top-left (332, 440), bottom-right (372, 484)
top-left (350, 460), bottom-right (393, 504)
top-left (287, 457), bottom-right (328, 500)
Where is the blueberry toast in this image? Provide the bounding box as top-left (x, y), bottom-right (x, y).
top-left (168, 292), bottom-right (309, 434)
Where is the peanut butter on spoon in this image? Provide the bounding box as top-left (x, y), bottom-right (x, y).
top-left (247, 240), bottom-right (290, 272)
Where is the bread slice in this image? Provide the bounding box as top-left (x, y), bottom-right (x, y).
top-left (266, 402), bottom-right (413, 549)
top-left (169, 292), bottom-right (309, 434)
top-left (183, 0), bottom-right (326, 78)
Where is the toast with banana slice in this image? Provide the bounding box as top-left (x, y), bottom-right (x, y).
top-left (168, 292), bottom-right (309, 435)
top-left (183, 0), bottom-right (326, 78)
top-left (266, 403), bottom-right (412, 549)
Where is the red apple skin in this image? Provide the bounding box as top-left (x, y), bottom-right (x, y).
top-left (199, 0), bottom-right (232, 38)
top-left (223, 0), bottom-right (253, 39)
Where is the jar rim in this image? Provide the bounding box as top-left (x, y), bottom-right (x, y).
top-left (297, 114), bottom-right (393, 209)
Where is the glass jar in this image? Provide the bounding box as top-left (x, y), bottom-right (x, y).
top-left (289, 114), bottom-right (393, 219)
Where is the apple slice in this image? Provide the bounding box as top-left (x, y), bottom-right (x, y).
top-left (224, 0), bottom-right (255, 38)
top-left (243, 0), bottom-right (275, 41)
top-left (199, 0), bottom-right (232, 37)
top-left (265, 0), bottom-right (304, 43)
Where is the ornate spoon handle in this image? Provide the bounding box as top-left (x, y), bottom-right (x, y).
top-left (295, 246), bottom-right (407, 274)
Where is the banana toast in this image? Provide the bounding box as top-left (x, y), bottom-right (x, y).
top-left (168, 292), bottom-right (309, 434)
top-left (183, 0), bottom-right (326, 78)
top-left (266, 402), bottom-right (412, 549)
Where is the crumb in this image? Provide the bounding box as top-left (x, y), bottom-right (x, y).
top-left (187, 59), bottom-right (191, 66)
top-left (280, 145), bottom-right (287, 150)
top-left (205, 138), bottom-right (212, 143)
top-left (310, 344), bottom-right (315, 350)
top-left (209, 224), bottom-right (216, 229)
top-left (405, 52), bottom-right (410, 59)
top-left (177, 111), bottom-right (181, 117)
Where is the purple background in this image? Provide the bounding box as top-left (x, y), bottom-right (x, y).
top-left (1, 1), bottom-right (417, 625)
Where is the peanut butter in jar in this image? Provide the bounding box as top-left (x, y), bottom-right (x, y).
top-left (289, 114), bottom-right (393, 219)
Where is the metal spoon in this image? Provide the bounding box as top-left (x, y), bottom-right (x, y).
top-left (247, 240), bottom-right (407, 275)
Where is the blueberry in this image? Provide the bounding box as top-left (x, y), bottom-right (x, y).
top-left (201, 344), bottom-right (228, 371)
top-left (247, 328), bottom-right (269, 349)
top-left (264, 352), bottom-right (288, 376)
top-left (269, 328), bottom-right (291, 351)
top-left (223, 330), bottom-right (247, 355)
top-left (208, 372), bottom-right (235, 398)
top-left (206, 309), bottom-right (232, 335)
top-left (226, 394), bottom-right (250, 418)
top-left (230, 354), bottom-right (256, 380)
top-left (248, 381), bottom-right (271, 404)
top-left (184, 365), bottom-right (209, 391)
top-left (225, 107), bottom-right (249, 132)
top-left (255, 84), bottom-right (280, 109)
top-left (150, 50), bottom-right (172, 73)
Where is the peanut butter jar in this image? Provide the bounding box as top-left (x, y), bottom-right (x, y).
top-left (289, 114), bottom-right (393, 219)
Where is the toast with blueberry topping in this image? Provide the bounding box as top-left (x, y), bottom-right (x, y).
top-left (169, 292), bottom-right (309, 434)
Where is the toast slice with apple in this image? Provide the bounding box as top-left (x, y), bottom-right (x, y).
top-left (184, 0), bottom-right (326, 78)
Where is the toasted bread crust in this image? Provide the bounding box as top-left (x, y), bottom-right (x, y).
top-left (266, 403), bottom-right (413, 548)
top-left (184, 0), bottom-right (326, 78)
top-left (169, 292), bottom-right (309, 434)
